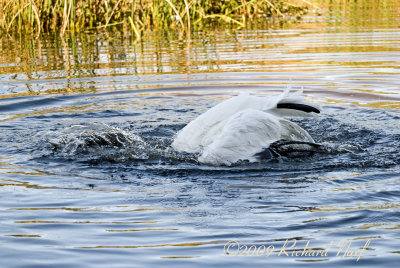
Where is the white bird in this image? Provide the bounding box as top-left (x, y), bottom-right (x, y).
top-left (172, 88), bottom-right (321, 166)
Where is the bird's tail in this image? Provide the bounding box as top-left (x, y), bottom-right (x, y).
top-left (268, 85), bottom-right (321, 117)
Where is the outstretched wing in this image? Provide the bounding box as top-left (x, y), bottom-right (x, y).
top-left (198, 109), bottom-right (314, 166)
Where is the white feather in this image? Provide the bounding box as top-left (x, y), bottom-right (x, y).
top-left (172, 89), bottom-right (320, 165)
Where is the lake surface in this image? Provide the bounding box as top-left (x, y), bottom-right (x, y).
top-left (1, 2), bottom-right (399, 267)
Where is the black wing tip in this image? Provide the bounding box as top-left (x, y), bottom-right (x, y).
top-left (254, 148), bottom-right (280, 160)
top-left (254, 140), bottom-right (324, 160)
top-left (277, 103), bottom-right (320, 114)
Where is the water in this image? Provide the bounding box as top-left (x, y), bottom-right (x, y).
top-left (1, 3), bottom-right (400, 267)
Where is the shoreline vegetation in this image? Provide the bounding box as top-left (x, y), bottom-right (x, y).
top-left (0, 0), bottom-right (316, 38)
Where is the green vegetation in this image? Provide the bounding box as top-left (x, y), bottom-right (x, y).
top-left (0, 0), bottom-right (311, 37)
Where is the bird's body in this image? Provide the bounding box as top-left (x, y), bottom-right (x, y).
top-left (172, 89), bottom-right (321, 166)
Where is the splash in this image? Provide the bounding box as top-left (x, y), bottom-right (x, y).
top-left (31, 109), bottom-right (400, 172)
top-left (34, 123), bottom-right (197, 164)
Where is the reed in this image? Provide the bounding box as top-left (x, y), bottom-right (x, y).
top-left (0, 0), bottom-right (310, 37)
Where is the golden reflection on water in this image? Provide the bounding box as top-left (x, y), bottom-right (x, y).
top-left (6, 234), bottom-right (41, 237)
top-left (0, 178), bottom-right (125, 192)
top-left (160, 256), bottom-right (200, 259)
top-left (295, 259), bottom-right (329, 263)
top-left (106, 228), bottom-right (179, 232)
top-left (322, 98), bottom-right (400, 110)
top-left (311, 202), bottom-right (400, 212)
top-left (77, 240), bottom-right (220, 249)
top-left (1, 0), bottom-right (399, 101)
top-left (16, 220), bottom-right (158, 224)
top-left (0, 91), bottom-right (190, 122)
top-left (303, 217), bottom-right (329, 223)
top-left (353, 223), bottom-right (400, 230)
top-left (0, 103), bottom-right (94, 122)
top-left (314, 172), bottom-right (361, 181)
top-left (353, 236), bottom-right (381, 240)
top-left (11, 205), bottom-right (178, 212)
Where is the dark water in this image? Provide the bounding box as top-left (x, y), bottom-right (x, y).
top-left (1, 3), bottom-right (400, 268)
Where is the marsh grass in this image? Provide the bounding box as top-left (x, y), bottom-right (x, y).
top-left (0, 0), bottom-right (310, 37)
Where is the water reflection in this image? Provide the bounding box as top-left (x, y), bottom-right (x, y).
top-left (1, 1), bottom-right (399, 100)
top-left (0, 1), bottom-right (400, 267)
